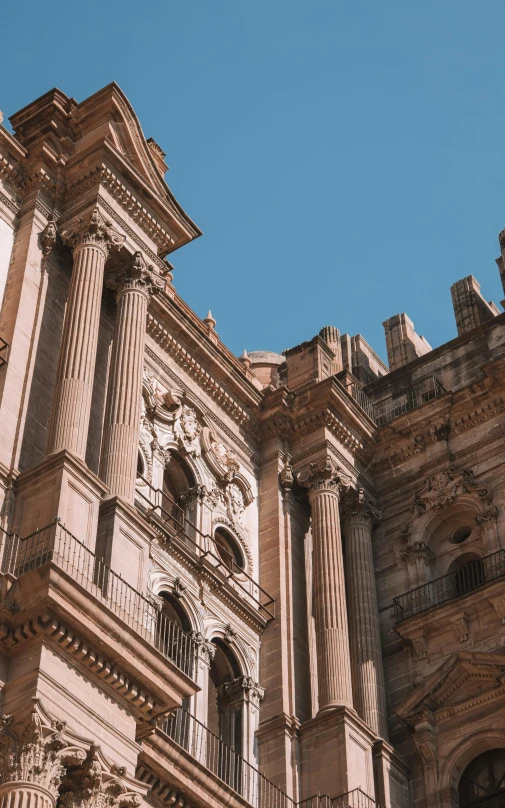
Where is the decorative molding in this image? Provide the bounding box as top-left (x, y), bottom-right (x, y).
top-left (400, 541), bottom-right (435, 566)
top-left (400, 467), bottom-right (493, 536)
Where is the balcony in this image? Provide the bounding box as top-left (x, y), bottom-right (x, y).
top-left (143, 706), bottom-right (381, 808)
top-left (135, 476), bottom-right (275, 625)
top-left (372, 375), bottom-right (445, 427)
top-left (0, 519), bottom-right (197, 678)
top-left (394, 550), bottom-right (505, 623)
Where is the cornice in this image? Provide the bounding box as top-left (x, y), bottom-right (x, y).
top-left (146, 317), bottom-right (257, 430)
top-left (0, 609), bottom-right (162, 720)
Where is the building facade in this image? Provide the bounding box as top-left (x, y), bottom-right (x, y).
top-left (0, 84), bottom-right (503, 808)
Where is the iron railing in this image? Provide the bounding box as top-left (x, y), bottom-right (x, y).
top-left (373, 375), bottom-right (445, 427)
top-left (161, 707), bottom-right (382, 808)
top-left (135, 475), bottom-right (275, 622)
top-left (0, 520), bottom-right (197, 677)
top-left (350, 383), bottom-right (376, 422)
top-left (393, 549), bottom-right (505, 623)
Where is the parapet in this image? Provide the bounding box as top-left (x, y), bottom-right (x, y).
top-left (282, 335), bottom-right (337, 390)
top-left (341, 333), bottom-right (388, 385)
top-left (450, 275), bottom-right (500, 336)
top-left (382, 313), bottom-right (432, 372)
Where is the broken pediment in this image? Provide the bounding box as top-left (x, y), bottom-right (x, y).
top-left (397, 651), bottom-right (505, 725)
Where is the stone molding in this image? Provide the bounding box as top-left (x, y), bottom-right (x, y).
top-left (61, 207), bottom-right (125, 259)
top-left (401, 466), bottom-right (493, 536)
top-left (0, 611), bottom-right (161, 718)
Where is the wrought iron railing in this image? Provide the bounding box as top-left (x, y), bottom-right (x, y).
top-left (0, 520), bottom-right (197, 677)
top-left (393, 549), bottom-right (505, 623)
top-left (350, 383), bottom-right (376, 422)
top-left (135, 475), bottom-right (275, 622)
top-left (161, 707), bottom-right (382, 808)
top-left (373, 375), bottom-right (445, 427)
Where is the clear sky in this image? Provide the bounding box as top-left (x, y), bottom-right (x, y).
top-left (3, 1), bottom-right (505, 362)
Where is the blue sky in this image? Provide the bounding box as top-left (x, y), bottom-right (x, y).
top-left (3, 1), bottom-right (505, 361)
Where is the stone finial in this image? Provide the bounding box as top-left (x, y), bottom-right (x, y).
top-left (0, 111), bottom-right (3, 125)
top-left (203, 310), bottom-right (216, 329)
top-left (239, 349), bottom-right (251, 369)
top-left (382, 313), bottom-right (431, 372)
top-left (450, 275), bottom-right (500, 336)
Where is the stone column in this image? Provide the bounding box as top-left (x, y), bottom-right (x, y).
top-left (0, 706), bottom-right (85, 808)
top-left (342, 489), bottom-right (388, 739)
top-left (48, 208), bottom-right (125, 458)
top-left (297, 458), bottom-right (353, 711)
top-left (99, 252), bottom-right (163, 502)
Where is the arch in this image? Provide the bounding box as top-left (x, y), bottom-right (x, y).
top-left (458, 748), bottom-right (505, 806)
top-left (207, 638), bottom-right (243, 759)
top-left (148, 571), bottom-right (203, 635)
top-left (158, 591), bottom-right (192, 634)
top-left (410, 495), bottom-right (485, 549)
top-left (440, 729), bottom-right (505, 794)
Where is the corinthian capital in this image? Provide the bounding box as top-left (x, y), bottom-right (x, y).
top-left (296, 457), bottom-right (351, 497)
top-left (61, 207), bottom-right (125, 258)
top-left (341, 487), bottom-right (383, 528)
top-left (106, 251), bottom-right (164, 300)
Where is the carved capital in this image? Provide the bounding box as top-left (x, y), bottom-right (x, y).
top-left (223, 676), bottom-right (265, 708)
top-left (296, 458), bottom-right (351, 498)
top-left (191, 633), bottom-right (216, 666)
top-left (0, 704), bottom-right (86, 798)
top-left (106, 251), bottom-right (164, 301)
top-left (60, 748), bottom-right (142, 808)
top-left (341, 487), bottom-right (383, 529)
top-left (61, 208), bottom-right (125, 258)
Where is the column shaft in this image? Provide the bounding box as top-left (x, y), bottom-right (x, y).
top-left (47, 208), bottom-right (124, 459)
top-left (310, 485), bottom-right (353, 710)
top-left (345, 512), bottom-right (388, 738)
top-left (47, 243), bottom-right (106, 457)
top-left (99, 286), bottom-right (147, 501)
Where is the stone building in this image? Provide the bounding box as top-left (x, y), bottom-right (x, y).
top-left (0, 83), bottom-right (503, 808)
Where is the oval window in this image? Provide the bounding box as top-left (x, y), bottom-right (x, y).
top-left (214, 527), bottom-right (245, 572)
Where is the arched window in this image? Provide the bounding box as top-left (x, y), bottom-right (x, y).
top-left (137, 451), bottom-right (145, 480)
top-left (459, 749), bottom-right (505, 806)
top-left (449, 553), bottom-right (485, 597)
top-left (214, 527), bottom-right (245, 573)
top-left (208, 638), bottom-right (243, 789)
top-left (162, 452), bottom-right (196, 531)
top-left (155, 592), bottom-right (193, 680)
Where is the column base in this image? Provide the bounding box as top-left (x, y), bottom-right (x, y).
top-left (12, 450), bottom-right (108, 547)
top-left (373, 739), bottom-right (410, 808)
top-left (96, 495), bottom-right (156, 593)
top-left (256, 712), bottom-right (300, 799)
top-left (299, 706), bottom-right (376, 800)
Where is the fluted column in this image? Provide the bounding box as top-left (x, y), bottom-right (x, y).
top-left (47, 208), bottom-right (125, 458)
top-left (99, 252), bottom-right (163, 502)
top-left (298, 458), bottom-right (353, 711)
top-left (343, 489), bottom-right (388, 738)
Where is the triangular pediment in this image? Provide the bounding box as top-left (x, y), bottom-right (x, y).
top-left (397, 651), bottom-right (505, 723)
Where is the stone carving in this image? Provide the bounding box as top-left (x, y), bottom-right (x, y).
top-left (40, 217), bottom-right (57, 256)
top-left (279, 458), bottom-right (294, 496)
top-left (172, 577), bottom-right (187, 598)
top-left (174, 405), bottom-right (201, 456)
top-left (401, 467), bottom-right (493, 535)
top-left (0, 704), bottom-right (86, 798)
top-left (191, 633), bottom-right (216, 666)
top-left (106, 251), bottom-right (164, 300)
top-left (400, 541), bottom-right (435, 565)
top-left (61, 207), bottom-right (125, 258)
top-left (209, 433), bottom-right (240, 482)
top-left (60, 748), bottom-right (142, 808)
top-left (341, 487), bottom-right (383, 527)
top-left (224, 624), bottom-right (237, 642)
top-left (224, 676), bottom-right (265, 709)
top-left (475, 506), bottom-right (498, 526)
top-left (226, 483), bottom-right (245, 525)
top-left (296, 457), bottom-right (351, 496)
